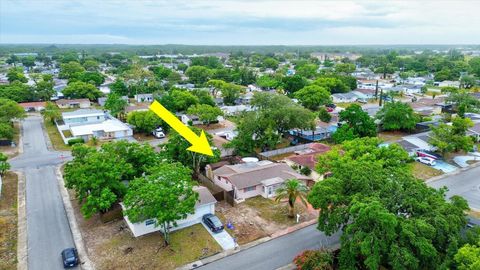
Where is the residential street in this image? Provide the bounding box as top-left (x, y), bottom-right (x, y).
top-left (428, 165), bottom-right (480, 210)
top-left (10, 116), bottom-right (76, 270)
top-left (198, 224), bottom-right (340, 270)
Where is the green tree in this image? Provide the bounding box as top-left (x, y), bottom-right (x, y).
top-left (337, 104), bottom-right (377, 139)
top-left (104, 93), bottom-right (128, 117)
top-left (263, 57), bottom-right (279, 70)
top-left (123, 162), bottom-right (198, 246)
top-left (0, 82), bottom-right (32, 103)
top-left (294, 85), bottom-right (331, 111)
top-left (82, 59), bottom-right (99, 71)
top-left (59, 61), bottom-right (85, 80)
top-left (0, 122), bottom-right (14, 140)
top-left (6, 67), bottom-right (28, 83)
top-left (160, 89), bottom-right (199, 112)
top-left (64, 145), bottom-right (131, 218)
top-left (256, 75), bottom-right (280, 90)
top-left (110, 79), bottom-right (129, 96)
top-left (469, 57), bottom-right (480, 77)
top-left (187, 104), bottom-right (223, 125)
top-left (185, 66), bottom-right (211, 85)
top-left (309, 137), bottom-right (468, 269)
top-left (32, 74), bottom-right (55, 101)
top-left (150, 65), bottom-right (172, 80)
top-left (0, 98), bottom-right (26, 122)
top-left (455, 242), bottom-right (480, 270)
top-left (314, 77), bottom-right (349, 93)
top-left (161, 127), bottom-right (220, 175)
top-left (275, 179), bottom-right (309, 218)
top-left (376, 101), bottom-right (419, 131)
top-left (296, 64), bottom-right (318, 79)
top-left (0, 153), bottom-right (11, 176)
top-left (192, 89), bottom-right (215, 106)
top-left (126, 110), bottom-right (163, 133)
top-left (221, 83), bottom-right (243, 105)
top-left (429, 117), bottom-right (474, 156)
top-left (282, 75), bottom-right (307, 96)
top-left (62, 81), bottom-right (103, 101)
top-left (335, 63), bottom-right (356, 74)
top-left (42, 102), bottom-right (61, 124)
top-left (318, 107), bottom-right (332, 123)
top-left (78, 71), bottom-right (105, 86)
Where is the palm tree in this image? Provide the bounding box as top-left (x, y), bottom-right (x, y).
top-left (275, 179), bottom-right (309, 218)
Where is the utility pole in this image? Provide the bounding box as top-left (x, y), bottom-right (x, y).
top-left (379, 88), bottom-right (383, 107)
top-left (374, 80), bottom-right (379, 100)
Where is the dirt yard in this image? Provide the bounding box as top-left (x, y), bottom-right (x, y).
top-left (0, 171), bottom-right (18, 270)
top-left (69, 190), bottom-right (221, 270)
top-left (215, 197), bottom-right (318, 245)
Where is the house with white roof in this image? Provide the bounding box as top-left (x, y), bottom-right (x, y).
top-left (123, 186), bottom-right (217, 237)
top-left (57, 109), bottom-right (132, 143)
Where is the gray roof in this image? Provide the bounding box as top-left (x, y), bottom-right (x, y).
top-left (194, 186), bottom-right (217, 206)
top-left (395, 140), bottom-right (419, 152)
top-left (214, 162), bottom-right (311, 189)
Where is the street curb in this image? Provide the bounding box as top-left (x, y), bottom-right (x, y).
top-left (176, 220), bottom-right (318, 270)
top-left (55, 166), bottom-right (94, 270)
top-left (39, 116), bottom-right (54, 151)
top-left (426, 160), bottom-right (480, 184)
top-left (16, 171), bottom-right (27, 270)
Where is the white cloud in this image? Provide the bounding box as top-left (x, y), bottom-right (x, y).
top-left (1, 0), bottom-right (479, 44)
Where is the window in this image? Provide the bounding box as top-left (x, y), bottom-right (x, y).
top-left (244, 186), bottom-right (256, 192)
top-left (145, 219), bottom-right (155, 226)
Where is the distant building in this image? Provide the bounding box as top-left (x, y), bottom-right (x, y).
top-left (19, 102), bottom-right (46, 112)
top-left (56, 99), bottom-right (91, 109)
top-left (134, 94), bottom-right (154, 103)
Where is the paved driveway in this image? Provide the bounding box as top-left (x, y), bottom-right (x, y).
top-left (202, 223), bottom-right (236, 250)
top-left (10, 116), bottom-right (77, 270)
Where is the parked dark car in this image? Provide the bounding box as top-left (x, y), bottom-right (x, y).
top-left (61, 248), bottom-right (79, 268)
top-left (326, 103), bottom-right (336, 109)
top-left (202, 214), bottom-right (224, 233)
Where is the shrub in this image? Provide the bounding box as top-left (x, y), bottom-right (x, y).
top-left (67, 138), bottom-right (85, 146)
top-left (318, 107), bottom-right (332, 123)
top-left (293, 249), bottom-right (334, 270)
top-left (300, 166), bottom-right (312, 176)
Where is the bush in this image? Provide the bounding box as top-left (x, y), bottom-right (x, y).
top-left (318, 107), bottom-right (332, 123)
top-left (293, 249), bottom-right (334, 270)
top-left (300, 166), bottom-right (312, 176)
top-left (67, 138), bottom-right (85, 146)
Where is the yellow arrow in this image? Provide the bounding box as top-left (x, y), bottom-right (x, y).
top-left (149, 101), bottom-right (214, 156)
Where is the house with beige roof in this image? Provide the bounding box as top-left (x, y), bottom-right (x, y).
top-left (209, 160), bottom-right (312, 204)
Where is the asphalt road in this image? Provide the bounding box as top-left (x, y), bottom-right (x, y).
top-left (10, 116), bottom-right (76, 270)
top-left (198, 224), bottom-right (340, 270)
top-left (428, 165), bottom-right (480, 210)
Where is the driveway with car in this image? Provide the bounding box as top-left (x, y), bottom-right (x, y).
top-left (202, 223), bottom-right (236, 250)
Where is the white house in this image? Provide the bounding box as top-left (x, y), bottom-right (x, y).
top-left (123, 186), bottom-right (217, 237)
top-left (221, 105), bottom-right (254, 116)
top-left (134, 93), bottom-right (154, 103)
top-left (331, 92), bottom-right (359, 103)
top-left (56, 98), bottom-right (91, 109)
top-left (58, 109), bottom-right (133, 143)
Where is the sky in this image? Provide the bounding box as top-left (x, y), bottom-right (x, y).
top-left (1, 0), bottom-right (480, 45)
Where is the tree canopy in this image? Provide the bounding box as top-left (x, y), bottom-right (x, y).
top-left (123, 162), bottom-right (198, 246)
top-left (62, 81), bottom-right (103, 101)
top-left (376, 101), bottom-right (419, 131)
top-left (294, 85), bottom-right (331, 111)
top-left (310, 137), bottom-right (469, 270)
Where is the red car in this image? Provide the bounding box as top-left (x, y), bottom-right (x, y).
top-left (326, 107), bottom-right (334, 112)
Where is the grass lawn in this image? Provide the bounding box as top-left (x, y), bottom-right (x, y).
top-left (43, 120), bottom-right (71, 151)
top-left (95, 223), bottom-right (221, 270)
top-left (409, 162), bottom-right (443, 181)
top-left (244, 197), bottom-right (303, 227)
top-left (378, 131), bottom-right (408, 143)
top-left (335, 101), bottom-right (361, 108)
top-left (0, 171), bottom-right (18, 270)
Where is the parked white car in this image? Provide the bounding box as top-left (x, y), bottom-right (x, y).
top-left (152, 127), bottom-right (165, 138)
top-left (416, 156), bottom-right (436, 166)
